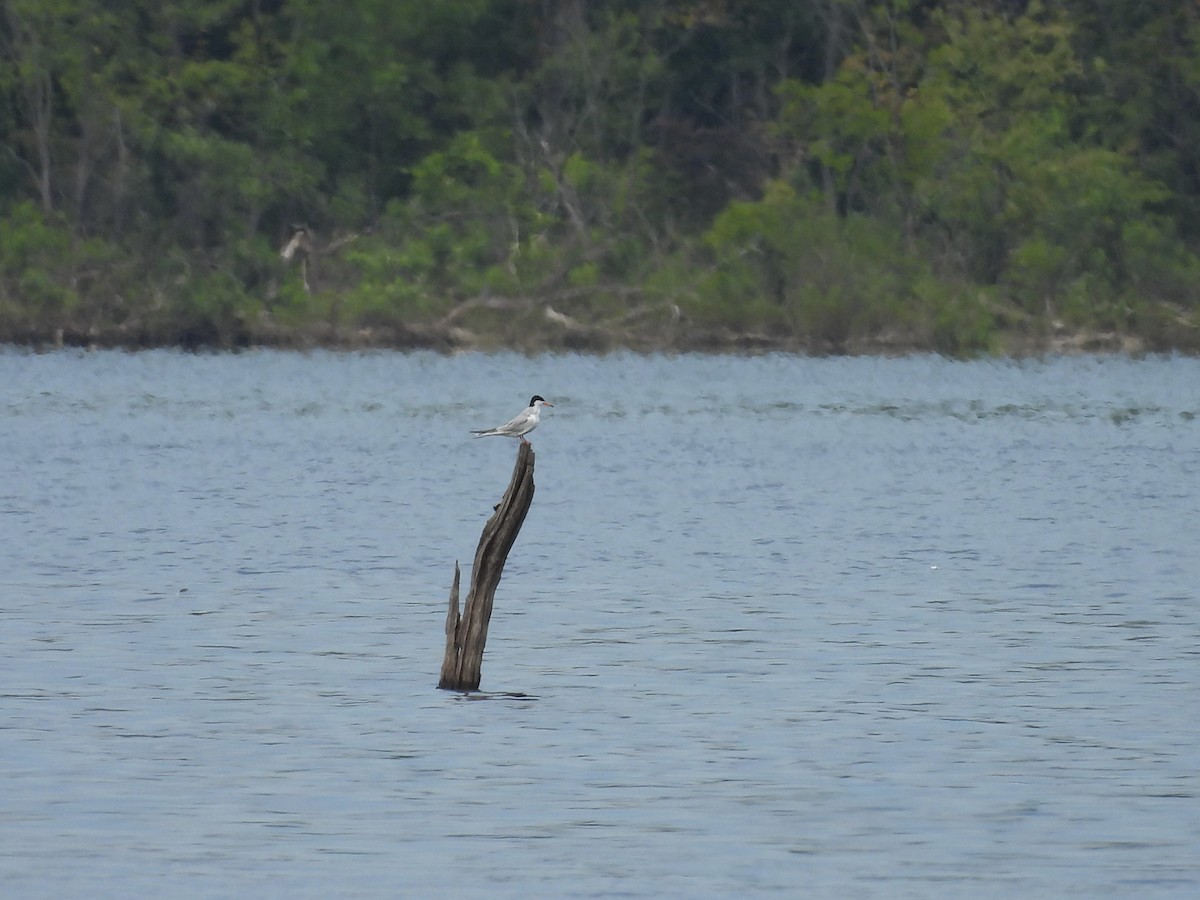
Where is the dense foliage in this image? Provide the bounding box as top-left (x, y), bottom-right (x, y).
top-left (2, 0), bottom-right (1198, 352)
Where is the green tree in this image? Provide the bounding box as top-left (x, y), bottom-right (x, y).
top-left (918, 3), bottom-right (1197, 316)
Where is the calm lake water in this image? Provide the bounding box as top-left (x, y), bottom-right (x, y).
top-left (1, 349), bottom-right (1198, 897)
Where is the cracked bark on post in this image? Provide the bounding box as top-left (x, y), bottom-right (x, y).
top-left (438, 442), bottom-right (536, 691)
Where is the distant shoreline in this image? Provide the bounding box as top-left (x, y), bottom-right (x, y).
top-left (2, 318), bottom-right (1186, 357)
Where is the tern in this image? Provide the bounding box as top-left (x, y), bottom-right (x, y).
top-left (471, 395), bottom-right (553, 445)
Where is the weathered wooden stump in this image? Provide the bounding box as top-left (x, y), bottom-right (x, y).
top-left (438, 442), bottom-right (536, 691)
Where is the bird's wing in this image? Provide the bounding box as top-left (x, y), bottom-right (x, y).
top-left (471, 407), bottom-right (529, 436)
top-left (498, 408), bottom-right (533, 434)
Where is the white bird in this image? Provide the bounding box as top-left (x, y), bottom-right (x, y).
top-left (471, 395), bottom-right (553, 445)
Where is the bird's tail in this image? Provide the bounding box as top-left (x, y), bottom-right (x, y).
top-left (470, 430), bottom-right (496, 438)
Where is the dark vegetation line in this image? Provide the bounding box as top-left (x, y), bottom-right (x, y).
top-left (1, 1), bottom-right (1198, 355)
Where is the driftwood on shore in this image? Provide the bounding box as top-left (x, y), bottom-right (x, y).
top-left (438, 442), bottom-right (537, 691)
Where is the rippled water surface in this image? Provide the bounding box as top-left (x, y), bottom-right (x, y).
top-left (2, 350), bottom-right (1198, 897)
